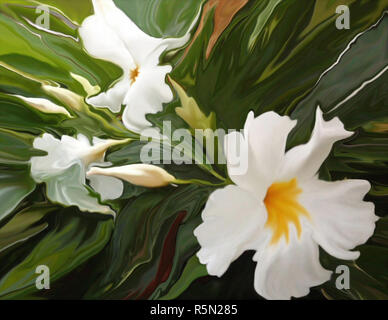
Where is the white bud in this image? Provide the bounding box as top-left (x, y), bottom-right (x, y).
top-left (42, 85), bottom-right (84, 111)
top-left (87, 164), bottom-right (175, 188)
top-left (12, 95), bottom-right (71, 117)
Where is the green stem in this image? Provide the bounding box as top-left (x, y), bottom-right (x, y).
top-left (206, 168), bottom-right (227, 182)
top-left (173, 178), bottom-right (229, 187)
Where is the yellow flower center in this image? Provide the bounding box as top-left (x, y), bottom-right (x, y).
top-left (130, 66), bottom-right (140, 84)
top-left (264, 178), bottom-right (309, 245)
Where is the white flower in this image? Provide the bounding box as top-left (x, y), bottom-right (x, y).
top-left (194, 107), bottom-right (378, 300)
top-left (30, 133), bottom-right (128, 215)
top-left (79, 0), bottom-right (199, 133)
top-left (87, 164), bottom-right (175, 188)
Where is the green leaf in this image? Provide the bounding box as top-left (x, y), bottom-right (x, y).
top-left (0, 4), bottom-right (122, 97)
top-left (0, 96), bottom-right (66, 135)
top-left (0, 204), bottom-right (57, 253)
top-left (373, 216), bottom-right (388, 246)
top-left (321, 245), bottom-right (388, 300)
top-left (0, 1), bottom-right (93, 25)
top-left (0, 168), bottom-right (35, 222)
top-left (170, 77), bottom-right (216, 132)
top-left (172, 0), bottom-right (388, 130)
top-left (159, 255), bottom-right (207, 300)
top-left (114, 0), bottom-right (203, 38)
top-left (0, 208), bottom-right (114, 299)
top-left (289, 14), bottom-right (388, 146)
top-left (0, 129), bottom-right (46, 165)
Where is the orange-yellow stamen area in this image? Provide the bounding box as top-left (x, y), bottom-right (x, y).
top-left (264, 178), bottom-right (309, 245)
top-left (130, 66), bottom-right (140, 84)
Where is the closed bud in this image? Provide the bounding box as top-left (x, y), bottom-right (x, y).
top-left (12, 95), bottom-right (71, 117)
top-left (87, 164), bottom-right (175, 188)
top-left (43, 85), bottom-right (84, 111)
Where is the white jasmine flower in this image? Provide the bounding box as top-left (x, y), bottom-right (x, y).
top-left (30, 133), bottom-right (128, 215)
top-left (194, 107), bottom-right (378, 300)
top-left (79, 0), bottom-right (199, 133)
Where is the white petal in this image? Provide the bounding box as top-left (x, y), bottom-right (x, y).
top-left (253, 229), bottom-right (331, 300)
top-left (88, 0), bottom-right (199, 66)
top-left (44, 163), bottom-right (114, 215)
top-left (243, 110), bottom-right (255, 132)
top-left (79, 7), bottom-right (136, 72)
top-left (31, 133), bottom-right (87, 180)
top-left (225, 111), bottom-right (296, 200)
top-left (194, 185), bottom-right (267, 277)
top-left (88, 175), bottom-right (123, 200)
top-left (299, 177), bottom-right (378, 260)
top-left (122, 64), bottom-right (173, 133)
top-left (223, 131), bottom-right (251, 185)
top-left (86, 78), bottom-right (129, 113)
top-left (279, 107), bottom-right (353, 181)
top-left (154, 7), bottom-right (201, 55)
top-left (88, 0), bottom-right (161, 65)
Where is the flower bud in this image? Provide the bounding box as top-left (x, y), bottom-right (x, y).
top-left (43, 85), bottom-right (84, 111)
top-left (87, 164), bottom-right (175, 188)
top-left (12, 95), bottom-right (71, 117)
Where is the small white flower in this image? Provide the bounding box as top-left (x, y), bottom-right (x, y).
top-left (31, 133), bottom-right (128, 215)
top-left (194, 107), bottom-right (378, 300)
top-left (79, 0), bottom-right (199, 133)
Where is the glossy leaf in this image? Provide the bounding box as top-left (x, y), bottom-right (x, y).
top-left (0, 204), bottom-right (56, 253)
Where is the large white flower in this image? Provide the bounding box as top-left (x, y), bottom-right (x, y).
top-left (30, 133), bottom-right (127, 215)
top-left (194, 107), bottom-right (378, 300)
top-left (79, 0), bottom-right (199, 133)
